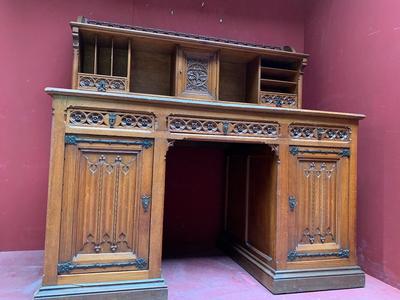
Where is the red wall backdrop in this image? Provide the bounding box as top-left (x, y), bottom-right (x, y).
top-left (3, 0), bottom-right (400, 291)
top-left (304, 0), bottom-right (400, 289)
top-left (163, 143), bottom-right (226, 257)
top-left (0, 0), bottom-right (305, 250)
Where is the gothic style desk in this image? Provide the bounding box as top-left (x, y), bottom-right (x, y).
top-left (35, 18), bottom-right (365, 299)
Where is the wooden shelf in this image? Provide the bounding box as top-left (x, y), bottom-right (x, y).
top-left (73, 18), bottom-right (306, 107)
top-left (260, 66), bottom-right (298, 81)
top-left (260, 78), bottom-right (297, 94)
top-left (260, 57), bottom-right (300, 71)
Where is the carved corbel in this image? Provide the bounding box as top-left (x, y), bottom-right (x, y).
top-left (167, 139), bottom-right (175, 149)
top-left (268, 144), bottom-right (280, 163)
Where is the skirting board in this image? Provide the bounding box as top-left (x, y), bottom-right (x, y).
top-left (34, 278), bottom-right (168, 300)
top-left (229, 243), bottom-right (365, 294)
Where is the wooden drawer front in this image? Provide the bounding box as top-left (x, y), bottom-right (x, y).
top-left (289, 124), bottom-right (351, 141)
top-left (287, 146), bottom-right (350, 262)
top-left (168, 115), bottom-right (279, 138)
top-left (58, 135), bottom-right (153, 275)
top-left (67, 109), bottom-right (155, 131)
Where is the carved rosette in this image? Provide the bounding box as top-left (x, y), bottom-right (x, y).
top-left (68, 109), bottom-right (154, 131)
top-left (260, 92), bottom-right (297, 108)
top-left (78, 73), bottom-right (128, 93)
top-left (168, 116), bottom-right (279, 138)
top-left (289, 124), bottom-right (351, 141)
top-left (186, 57), bottom-right (209, 93)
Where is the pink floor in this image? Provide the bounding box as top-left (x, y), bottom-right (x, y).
top-left (2, 251), bottom-right (400, 300)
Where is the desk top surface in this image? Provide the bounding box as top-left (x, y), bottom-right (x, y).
top-left (45, 87), bottom-right (365, 121)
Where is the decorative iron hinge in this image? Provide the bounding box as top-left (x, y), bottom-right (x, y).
top-left (287, 248), bottom-right (350, 261)
top-left (64, 135), bottom-right (153, 149)
top-left (288, 196), bottom-right (297, 211)
top-left (57, 258), bottom-right (148, 274)
top-left (289, 146), bottom-right (350, 157)
top-left (141, 195), bottom-right (151, 212)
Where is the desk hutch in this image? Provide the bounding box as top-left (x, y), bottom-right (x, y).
top-left (35, 17), bottom-right (365, 299)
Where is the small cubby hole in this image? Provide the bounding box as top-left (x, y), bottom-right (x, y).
top-left (218, 55), bottom-right (259, 103)
top-left (79, 32), bottom-right (129, 77)
top-left (259, 56), bottom-right (301, 94)
top-left (130, 41), bottom-right (173, 96)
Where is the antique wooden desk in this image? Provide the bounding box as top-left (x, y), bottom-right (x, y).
top-left (35, 17), bottom-right (365, 299)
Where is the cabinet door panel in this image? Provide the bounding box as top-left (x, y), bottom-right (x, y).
top-left (288, 146), bottom-right (350, 262)
top-left (58, 136), bottom-right (153, 274)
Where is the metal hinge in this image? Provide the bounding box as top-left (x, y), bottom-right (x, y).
top-left (288, 196), bottom-right (297, 211)
top-left (141, 195), bottom-right (151, 212)
top-left (287, 249), bottom-right (350, 261)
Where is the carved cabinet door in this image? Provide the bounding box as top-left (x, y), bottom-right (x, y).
top-left (287, 146), bottom-right (351, 263)
top-left (57, 135), bottom-right (153, 275)
top-left (174, 46), bottom-right (219, 100)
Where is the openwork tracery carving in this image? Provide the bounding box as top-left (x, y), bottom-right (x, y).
top-left (168, 116), bottom-right (279, 138)
top-left (302, 227), bottom-right (335, 244)
top-left (186, 57), bottom-right (209, 92)
top-left (304, 162), bottom-right (335, 178)
top-left (289, 124), bottom-right (351, 141)
top-left (68, 109), bottom-right (154, 130)
top-left (84, 155), bottom-right (132, 175)
top-left (78, 73), bottom-right (128, 92)
top-left (260, 92), bottom-right (297, 107)
top-left (80, 232), bottom-right (131, 254)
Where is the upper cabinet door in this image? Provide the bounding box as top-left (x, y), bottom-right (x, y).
top-left (174, 46), bottom-right (219, 100)
top-left (287, 146), bottom-right (351, 263)
top-left (58, 135), bottom-right (154, 275)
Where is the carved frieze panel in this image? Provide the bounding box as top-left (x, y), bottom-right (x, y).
top-left (68, 109), bottom-right (154, 131)
top-left (168, 116), bottom-right (279, 138)
top-left (289, 124), bottom-right (351, 141)
top-left (260, 92), bottom-right (297, 108)
top-left (78, 73), bottom-right (128, 93)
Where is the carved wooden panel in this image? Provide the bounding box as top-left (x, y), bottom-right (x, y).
top-left (259, 91), bottom-right (297, 108)
top-left (78, 73), bottom-right (129, 92)
top-left (168, 116), bottom-right (279, 138)
top-left (67, 109), bottom-right (155, 131)
top-left (289, 124), bottom-right (350, 141)
top-left (288, 147), bottom-right (350, 262)
top-left (58, 136), bottom-right (153, 274)
top-left (174, 47), bottom-right (219, 100)
top-left (246, 146), bottom-right (278, 264)
top-left (225, 145), bottom-right (278, 267)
